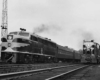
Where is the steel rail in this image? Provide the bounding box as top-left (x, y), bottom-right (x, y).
top-left (45, 65), bottom-right (89, 80)
top-left (0, 65), bottom-right (74, 80)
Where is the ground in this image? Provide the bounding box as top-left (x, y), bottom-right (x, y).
top-left (82, 65), bottom-right (100, 80)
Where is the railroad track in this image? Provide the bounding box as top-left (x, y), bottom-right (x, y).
top-left (0, 64), bottom-right (87, 80)
top-left (46, 65), bottom-right (90, 80)
top-left (0, 63), bottom-right (71, 74)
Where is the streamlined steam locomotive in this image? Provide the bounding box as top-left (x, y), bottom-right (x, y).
top-left (81, 40), bottom-right (100, 63)
top-left (1, 30), bottom-right (81, 63)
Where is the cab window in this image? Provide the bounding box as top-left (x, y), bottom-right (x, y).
top-left (19, 32), bottom-right (29, 36)
top-left (13, 38), bottom-right (30, 44)
top-left (9, 32), bottom-right (18, 35)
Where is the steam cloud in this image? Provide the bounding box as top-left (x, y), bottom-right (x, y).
top-left (33, 24), bottom-right (49, 33)
top-left (33, 24), bottom-right (61, 35)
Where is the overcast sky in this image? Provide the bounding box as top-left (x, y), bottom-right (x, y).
top-left (0, 0), bottom-right (100, 50)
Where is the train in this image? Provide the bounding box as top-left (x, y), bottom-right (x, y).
top-left (81, 40), bottom-right (100, 63)
top-left (1, 30), bottom-right (81, 63)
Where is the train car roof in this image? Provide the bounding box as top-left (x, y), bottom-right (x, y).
top-left (57, 45), bottom-right (74, 52)
top-left (31, 32), bottom-right (56, 44)
top-left (9, 31), bottom-right (56, 44)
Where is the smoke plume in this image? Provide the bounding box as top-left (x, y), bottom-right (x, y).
top-left (33, 24), bottom-right (49, 33)
top-left (33, 24), bottom-right (61, 35)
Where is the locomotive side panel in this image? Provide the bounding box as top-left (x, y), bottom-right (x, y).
top-left (37, 36), bottom-right (57, 56)
top-left (56, 49), bottom-right (73, 59)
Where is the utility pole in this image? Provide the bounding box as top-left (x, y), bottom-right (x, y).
top-left (0, 0), bottom-right (8, 59)
top-left (1, 0), bottom-right (8, 37)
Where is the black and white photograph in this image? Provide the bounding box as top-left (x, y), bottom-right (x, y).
top-left (0, 0), bottom-right (100, 80)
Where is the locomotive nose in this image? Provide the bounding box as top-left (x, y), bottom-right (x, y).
top-left (87, 48), bottom-right (91, 51)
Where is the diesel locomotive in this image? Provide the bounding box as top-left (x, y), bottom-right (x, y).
top-left (81, 40), bottom-right (100, 63)
top-left (1, 30), bottom-right (81, 63)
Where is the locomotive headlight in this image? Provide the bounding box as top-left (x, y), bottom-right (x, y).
top-left (7, 35), bottom-right (13, 40)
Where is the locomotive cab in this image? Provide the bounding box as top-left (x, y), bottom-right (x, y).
top-left (1, 31), bottom-right (30, 63)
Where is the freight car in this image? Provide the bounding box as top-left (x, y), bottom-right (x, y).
top-left (81, 40), bottom-right (100, 63)
top-left (1, 30), bottom-right (81, 63)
